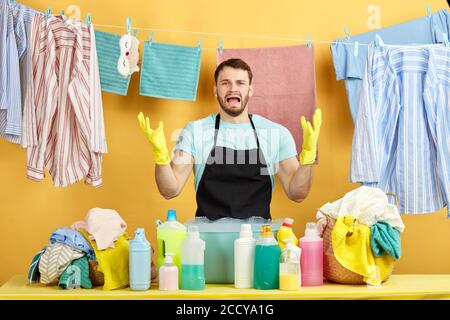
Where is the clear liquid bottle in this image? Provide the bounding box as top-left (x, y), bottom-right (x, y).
top-left (300, 222), bottom-right (323, 286)
top-left (181, 225), bottom-right (205, 290)
top-left (253, 225), bottom-right (281, 290)
top-left (234, 224), bottom-right (256, 289)
top-left (159, 253), bottom-right (178, 291)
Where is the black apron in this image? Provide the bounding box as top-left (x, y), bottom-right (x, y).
top-left (195, 114), bottom-right (272, 220)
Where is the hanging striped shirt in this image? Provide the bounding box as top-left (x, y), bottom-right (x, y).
top-left (22, 14), bottom-right (107, 187)
top-left (351, 43), bottom-right (450, 215)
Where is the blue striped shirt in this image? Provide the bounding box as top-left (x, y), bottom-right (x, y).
top-left (351, 43), bottom-right (450, 215)
top-left (0, 1), bottom-right (37, 144)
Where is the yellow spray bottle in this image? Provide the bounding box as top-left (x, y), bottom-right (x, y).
top-left (277, 218), bottom-right (298, 251)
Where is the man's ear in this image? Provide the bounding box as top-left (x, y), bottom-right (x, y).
top-left (249, 85), bottom-right (254, 97)
top-left (213, 85), bottom-right (218, 98)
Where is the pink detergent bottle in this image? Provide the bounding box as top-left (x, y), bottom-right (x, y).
top-left (299, 222), bottom-right (323, 286)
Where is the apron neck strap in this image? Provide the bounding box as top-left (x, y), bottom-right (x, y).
top-left (214, 114), bottom-right (260, 149)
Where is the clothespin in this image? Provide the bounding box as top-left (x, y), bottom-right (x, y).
top-left (86, 13), bottom-right (91, 27)
top-left (198, 38), bottom-right (202, 52)
top-left (149, 32), bottom-right (154, 46)
top-left (375, 34), bottom-right (384, 48)
top-left (44, 7), bottom-right (51, 20)
top-left (306, 35), bottom-right (312, 48)
top-left (344, 25), bottom-right (351, 40)
top-left (443, 33), bottom-right (450, 47)
top-left (426, 4), bottom-right (432, 17)
top-left (219, 39), bottom-right (223, 54)
top-left (61, 9), bottom-right (64, 16)
top-left (126, 16), bottom-right (131, 34)
top-left (133, 29), bottom-right (138, 37)
top-left (353, 41), bottom-right (359, 56)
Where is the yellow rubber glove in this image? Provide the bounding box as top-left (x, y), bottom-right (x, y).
top-left (299, 108), bottom-right (322, 165)
top-left (137, 112), bottom-right (171, 165)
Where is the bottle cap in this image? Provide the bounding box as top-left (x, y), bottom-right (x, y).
top-left (134, 228), bottom-right (146, 242)
top-left (187, 225), bottom-right (200, 239)
top-left (305, 222), bottom-right (319, 238)
top-left (282, 217), bottom-right (294, 227)
top-left (260, 225), bottom-right (273, 237)
top-left (164, 253), bottom-right (175, 264)
top-left (240, 224), bottom-right (253, 238)
top-left (167, 210), bottom-right (177, 221)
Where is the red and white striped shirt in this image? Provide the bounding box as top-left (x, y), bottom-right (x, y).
top-left (22, 14), bottom-right (107, 187)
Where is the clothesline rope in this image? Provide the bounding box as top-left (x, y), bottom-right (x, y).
top-left (92, 22), bottom-right (370, 47)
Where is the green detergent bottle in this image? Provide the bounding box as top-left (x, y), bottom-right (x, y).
top-left (156, 210), bottom-right (187, 284)
top-left (254, 225), bottom-right (281, 290)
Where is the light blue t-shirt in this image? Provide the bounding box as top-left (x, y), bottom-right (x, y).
top-left (174, 114), bottom-right (298, 191)
top-left (331, 9), bottom-right (450, 122)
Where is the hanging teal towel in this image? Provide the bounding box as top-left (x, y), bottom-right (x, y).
top-left (95, 30), bottom-right (131, 96)
top-left (139, 41), bottom-right (202, 101)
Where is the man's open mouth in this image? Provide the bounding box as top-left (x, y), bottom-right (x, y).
top-left (226, 96), bottom-right (241, 104)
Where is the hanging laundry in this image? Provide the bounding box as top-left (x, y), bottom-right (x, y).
top-left (331, 9), bottom-right (450, 122)
top-left (58, 256), bottom-right (92, 289)
top-left (38, 243), bottom-right (84, 285)
top-left (370, 222), bottom-right (402, 260)
top-left (139, 40), bottom-right (202, 101)
top-left (50, 227), bottom-right (95, 258)
top-left (71, 208), bottom-right (127, 250)
top-left (351, 43), bottom-right (450, 215)
top-left (95, 29), bottom-right (132, 95)
top-left (79, 229), bottom-right (130, 290)
top-left (217, 45), bottom-right (317, 156)
top-left (21, 14), bottom-right (107, 188)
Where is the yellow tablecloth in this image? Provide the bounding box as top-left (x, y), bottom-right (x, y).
top-left (1, 275), bottom-right (450, 300)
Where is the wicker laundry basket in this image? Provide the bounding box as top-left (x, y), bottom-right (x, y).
top-left (318, 194), bottom-right (398, 285)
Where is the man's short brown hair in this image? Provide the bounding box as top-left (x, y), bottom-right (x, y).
top-left (214, 58), bottom-right (253, 84)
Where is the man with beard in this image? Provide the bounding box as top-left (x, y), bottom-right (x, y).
top-left (138, 58), bottom-right (321, 220)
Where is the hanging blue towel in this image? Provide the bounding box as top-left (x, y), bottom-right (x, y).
top-left (95, 29), bottom-right (131, 96)
top-left (370, 221), bottom-right (402, 260)
top-left (140, 41), bottom-right (202, 101)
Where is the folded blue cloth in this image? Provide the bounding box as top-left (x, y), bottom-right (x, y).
top-left (27, 247), bottom-right (46, 283)
top-left (370, 221), bottom-right (402, 260)
top-left (139, 40), bottom-right (202, 101)
top-left (50, 227), bottom-right (95, 259)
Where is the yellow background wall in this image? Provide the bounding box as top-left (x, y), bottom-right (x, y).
top-left (1, 0), bottom-right (449, 285)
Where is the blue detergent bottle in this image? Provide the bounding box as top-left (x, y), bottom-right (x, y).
top-left (254, 225), bottom-right (281, 290)
top-left (129, 228), bottom-right (151, 290)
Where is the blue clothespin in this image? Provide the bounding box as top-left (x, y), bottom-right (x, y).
top-left (443, 33), bottom-right (450, 47)
top-left (426, 4), bottom-right (431, 17)
top-left (344, 25), bottom-right (351, 40)
top-left (61, 9), bottom-right (65, 16)
top-left (353, 41), bottom-right (359, 56)
top-left (86, 13), bottom-right (91, 27)
top-left (133, 29), bottom-right (138, 37)
top-left (306, 35), bottom-right (312, 48)
top-left (126, 17), bottom-right (131, 34)
top-left (375, 34), bottom-right (384, 48)
top-left (198, 38), bottom-right (202, 52)
top-left (44, 7), bottom-right (51, 20)
top-left (149, 32), bottom-right (154, 46)
top-left (219, 39), bottom-right (223, 54)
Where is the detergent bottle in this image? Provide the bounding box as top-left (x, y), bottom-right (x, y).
top-left (181, 225), bottom-right (205, 290)
top-left (156, 209), bottom-right (187, 284)
top-left (299, 222), bottom-right (323, 286)
top-left (253, 225), bottom-right (281, 290)
top-left (279, 238), bottom-right (301, 290)
top-left (129, 228), bottom-right (151, 290)
top-left (277, 217), bottom-right (298, 251)
top-left (159, 253), bottom-right (178, 291)
top-left (234, 224), bottom-right (257, 289)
